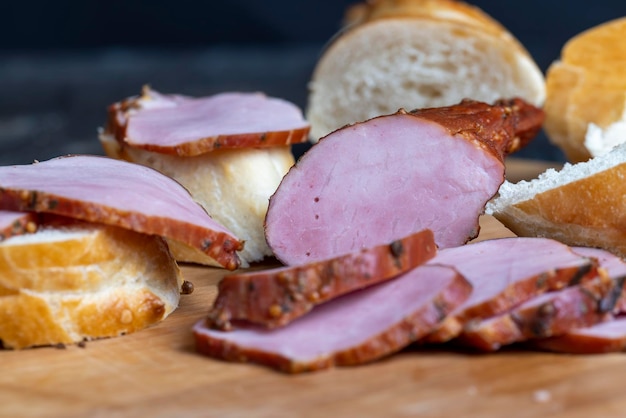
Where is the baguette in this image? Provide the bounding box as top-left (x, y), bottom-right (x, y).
top-left (306, 0), bottom-right (545, 141)
top-left (0, 218), bottom-right (183, 349)
top-left (543, 17), bottom-right (626, 162)
top-left (486, 142), bottom-right (626, 258)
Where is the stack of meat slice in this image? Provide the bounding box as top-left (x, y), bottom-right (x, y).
top-left (194, 233), bottom-right (626, 372)
top-left (526, 247), bottom-right (626, 354)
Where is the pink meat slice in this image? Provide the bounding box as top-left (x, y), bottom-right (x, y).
top-left (110, 88), bottom-right (311, 156)
top-left (265, 99), bottom-right (544, 266)
top-left (0, 210), bottom-right (37, 241)
top-left (424, 237), bottom-right (599, 343)
top-left (207, 229), bottom-right (437, 330)
top-left (194, 264), bottom-right (472, 373)
top-left (0, 155), bottom-right (242, 270)
top-left (459, 274), bottom-right (620, 351)
top-left (572, 246), bottom-right (626, 313)
top-left (526, 247), bottom-right (626, 354)
top-left (530, 317), bottom-right (626, 354)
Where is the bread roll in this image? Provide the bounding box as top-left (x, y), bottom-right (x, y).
top-left (544, 17), bottom-right (626, 162)
top-left (0, 219), bottom-right (183, 349)
top-left (306, 0), bottom-right (545, 141)
top-left (486, 142), bottom-right (626, 258)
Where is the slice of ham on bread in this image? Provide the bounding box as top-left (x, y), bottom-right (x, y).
top-left (100, 87), bottom-right (310, 266)
top-left (105, 87), bottom-right (310, 155)
top-left (0, 216), bottom-right (182, 349)
top-left (0, 155), bottom-right (242, 270)
top-left (265, 98), bottom-right (543, 266)
top-left (306, 0), bottom-right (545, 141)
top-left (194, 264), bottom-right (471, 373)
top-left (208, 229), bottom-right (437, 330)
top-left (486, 142), bottom-right (626, 260)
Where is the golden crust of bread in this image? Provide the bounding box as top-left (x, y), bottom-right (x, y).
top-left (491, 163), bottom-right (626, 258)
top-left (344, 0), bottom-right (509, 38)
top-left (0, 222), bottom-right (182, 349)
top-left (544, 17), bottom-right (626, 162)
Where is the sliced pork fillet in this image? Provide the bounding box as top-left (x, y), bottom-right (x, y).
top-left (530, 317), bottom-right (626, 354)
top-left (107, 86), bottom-right (310, 156)
top-left (208, 229), bottom-right (437, 330)
top-left (265, 98), bottom-right (543, 265)
top-left (0, 155), bottom-right (243, 270)
top-left (0, 211), bottom-right (37, 241)
top-left (527, 247), bottom-right (626, 354)
top-left (459, 274), bottom-right (622, 351)
top-left (424, 237), bottom-right (599, 343)
top-left (194, 264), bottom-right (471, 373)
top-left (572, 246), bottom-right (626, 313)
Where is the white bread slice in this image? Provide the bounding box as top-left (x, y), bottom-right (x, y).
top-left (100, 133), bottom-right (293, 267)
top-left (0, 220), bottom-right (183, 349)
top-left (306, 0), bottom-right (545, 141)
top-left (544, 17), bottom-right (626, 162)
top-left (486, 142), bottom-right (626, 258)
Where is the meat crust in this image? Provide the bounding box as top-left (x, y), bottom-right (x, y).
top-left (194, 264), bottom-right (471, 373)
top-left (208, 229), bottom-right (437, 330)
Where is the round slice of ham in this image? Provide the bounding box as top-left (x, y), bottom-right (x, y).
top-left (194, 264), bottom-right (472, 373)
top-left (265, 99), bottom-right (544, 265)
top-left (109, 87), bottom-right (311, 156)
top-left (208, 228), bottom-right (436, 330)
top-left (0, 210), bottom-right (37, 242)
top-left (0, 155), bottom-right (243, 270)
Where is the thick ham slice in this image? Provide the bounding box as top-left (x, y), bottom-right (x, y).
top-left (530, 317), bottom-right (626, 354)
top-left (107, 86), bottom-right (311, 156)
top-left (459, 274), bottom-right (621, 351)
top-left (424, 237), bottom-right (599, 343)
top-left (0, 210), bottom-right (37, 241)
top-left (572, 246), bottom-right (626, 313)
top-left (526, 247), bottom-right (626, 354)
top-left (0, 155), bottom-right (243, 270)
top-left (194, 264), bottom-right (472, 373)
top-left (265, 98), bottom-right (544, 265)
top-left (208, 229), bottom-right (437, 330)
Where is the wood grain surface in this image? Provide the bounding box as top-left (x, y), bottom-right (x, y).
top-left (7, 158), bottom-right (623, 418)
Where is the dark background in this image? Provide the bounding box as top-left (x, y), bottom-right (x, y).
top-left (2, 0), bottom-right (626, 164)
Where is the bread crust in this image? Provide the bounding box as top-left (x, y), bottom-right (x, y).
top-left (544, 17), bottom-right (626, 162)
top-left (0, 222), bottom-right (182, 349)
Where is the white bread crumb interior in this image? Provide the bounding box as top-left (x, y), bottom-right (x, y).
top-left (487, 142), bottom-right (626, 212)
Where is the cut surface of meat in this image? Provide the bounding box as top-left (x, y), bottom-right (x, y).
top-left (0, 211), bottom-right (37, 242)
top-left (108, 87), bottom-right (310, 156)
top-left (208, 229), bottom-right (437, 330)
top-left (0, 155), bottom-right (242, 270)
top-left (460, 275), bottom-right (621, 351)
top-left (265, 99), bottom-right (543, 265)
top-left (194, 264), bottom-right (472, 373)
top-left (424, 237), bottom-right (599, 343)
top-left (530, 317), bottom-right (626, 354)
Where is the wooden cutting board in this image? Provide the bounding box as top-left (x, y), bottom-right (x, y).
top-left (4, 158), bottom-right (625, 418)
